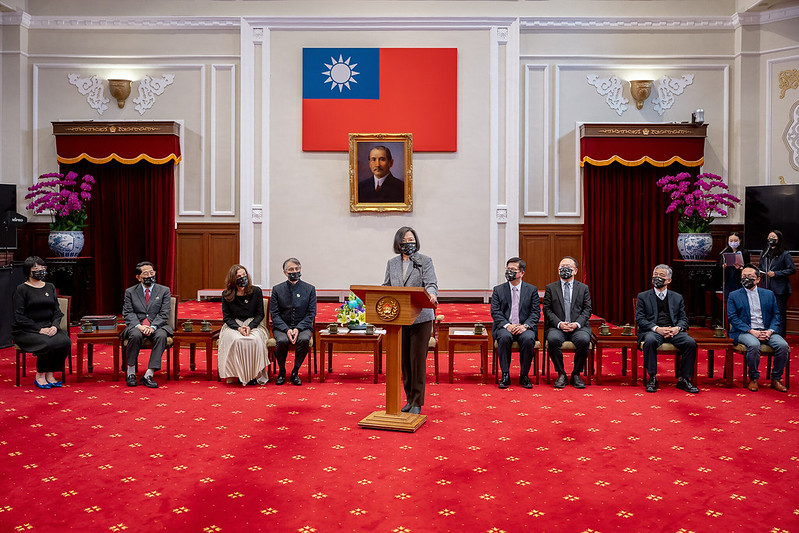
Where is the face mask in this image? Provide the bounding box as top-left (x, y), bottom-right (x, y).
top-left (236, 276), bottom-right (249, 287)
top-left (142, 276), bottom-right (155, 287)
top-left (287, 271), bottom-right (301, 282)
top-left (768, 238), bottom-right (777, 247)
top-left (505, 269), bottom-right (517, 282)
top-left (32, 270), bottom-right (47, 281)
top-left (728, 241), bottom-right (739, 249)
top-left (400, 242), bottom-right (417, 256)
top-left (559, 267), bottom-right (573, 280)
top-left (741, 277), bottom-right (756, 289)
top-left (652, 276), bottom-right (666, 289)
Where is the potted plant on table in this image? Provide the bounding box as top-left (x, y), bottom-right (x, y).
top-left (25, 171), bottom-right (95, 257)
top-left (656, 171), bottom-right (740, 260)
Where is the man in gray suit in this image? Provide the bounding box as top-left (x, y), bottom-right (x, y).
top-left (542, 256), bottom-right (592, 389)
top-left (122, 261), bottom-right (172, 388)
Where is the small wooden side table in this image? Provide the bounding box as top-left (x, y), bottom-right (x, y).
top-left (447, 328), bottom-right (489, 384)
top-left (318, 331), bottom-right (384, 383)
top-left (594, 329), bottom-right (639, 386)
top-left (172, 326), bottom-right (221, 381)
top-left (76, 324), bottom-right (125, 382)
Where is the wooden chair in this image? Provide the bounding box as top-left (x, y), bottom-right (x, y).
top-left (15, 296), bottom-right (71, 386)
top-left (730, 342), bottom-right (790, 389)
top-left (542, 337), bottom-right (595, 385)
top-left (633, 297), bottom-right (696, 387)
top-left (492, 338), bottom-right (541, 385)
top-left (120, 295), bottom-right (178, 378)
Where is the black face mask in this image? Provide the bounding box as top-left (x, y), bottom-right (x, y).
top-left (768, 238), bottom-right (777, 247)
top-left (287, 271), bottom-right (301, 282)
top-left (31, 270), bottom-right (47, 281)
top-left (400, 242), bottom-right (417, 256)
top-left (236, 276), bottom-right (249, 287)
top-left (741, 277), bottom-right (756, 290)
top-left (505, 269), bottom-right (517, 282)
top-left (142, 276), bottom-right (155, 287)
top-left (559, 267), bottom-right (573, 280)
top-left (652, 276), bottom-right (666, 289)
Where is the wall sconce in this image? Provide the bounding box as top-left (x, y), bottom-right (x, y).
top-left (108, 79), bottom-right (132, 108)
top-left (629, 80), bottom-right (653, 110)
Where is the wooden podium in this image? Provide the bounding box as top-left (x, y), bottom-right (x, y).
top-left (351, 285), bottom-right (434, 432)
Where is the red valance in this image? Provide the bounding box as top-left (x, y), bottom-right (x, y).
top-left (53, 121), bottom-right (181, 165)
top-left (579, 123), bottom-right (707, 168)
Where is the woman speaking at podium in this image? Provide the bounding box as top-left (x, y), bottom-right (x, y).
top-left (382, 227), bottom-right (438, 415)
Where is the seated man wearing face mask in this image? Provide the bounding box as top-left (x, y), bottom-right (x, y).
top-left (122, 261), bottom-right (173, 388)
top-left (270, 258), bottom-right (317, 386)
top-left (635, 264), bottom-right (698, 394)
top-left (727, 264), bottom-right (789, 392)
top-left (542, 256), bottom-right (593, 389)
top-left (491, 257), bottom-right (540, 389)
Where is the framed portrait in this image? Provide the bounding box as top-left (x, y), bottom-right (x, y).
top-left (349, 133), bottom-right (413, 212)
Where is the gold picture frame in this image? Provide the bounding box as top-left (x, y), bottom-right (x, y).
top-left (349, 133), bottom-right (413, 212)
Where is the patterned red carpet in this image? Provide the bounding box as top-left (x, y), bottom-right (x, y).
top-left (1, 314), bottom-right (798, 531)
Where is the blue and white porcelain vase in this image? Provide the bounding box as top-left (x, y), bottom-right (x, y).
top-left (676, 232), bottom-right (712, 260)
top-left (48, 230), bottom-right (85, 257)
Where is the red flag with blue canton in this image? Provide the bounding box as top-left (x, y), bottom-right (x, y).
top-left (302, 47), bottom-right (457, 152)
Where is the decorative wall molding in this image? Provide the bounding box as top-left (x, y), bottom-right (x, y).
top-left (586, 74), bottom-right (628, 116)
top-left (520, 16), bottom-right (733, 30)
top-left (652, 74), bottom-right (694, 116)
top-left (132, 74), bottom-right (175, 115)
top-left (784, 101), bottom-right (799, 171)
top-left (67, 74), bottom-right (110, 115)
top-left (779, 68), bottom-right (799, 99)
top-left (210, 64), bottom-right (236, 216)
top-left (524, 64), bottom-right (550, 217)
top-left (766, 55), bottom-right (799, 184)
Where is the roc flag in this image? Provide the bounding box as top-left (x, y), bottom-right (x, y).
top-left (302, 47), bottom-right (457, 152)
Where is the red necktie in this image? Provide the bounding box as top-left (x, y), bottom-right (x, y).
top-left (375, 183), bottom-right (381, 191)
top-left (143, 288), bottom-right (151, 326)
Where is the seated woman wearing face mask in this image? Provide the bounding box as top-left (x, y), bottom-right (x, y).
top-left (720, 231), bottom-right (750, 300)
top-left (217, 264), bottom-right (270, 385)
top-left (12, 256), bottom-right (72, 389)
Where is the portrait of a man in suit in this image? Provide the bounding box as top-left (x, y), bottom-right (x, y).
top-left (357, 145), bottom-right (405, 203)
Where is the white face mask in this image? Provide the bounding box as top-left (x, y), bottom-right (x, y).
top-left (728, 241), bottom-right (740, 249)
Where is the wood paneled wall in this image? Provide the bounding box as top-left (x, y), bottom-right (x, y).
top-left (176, 223), bottom-right (239, 301)
top-left (519, 224), bottom-right (583, 289)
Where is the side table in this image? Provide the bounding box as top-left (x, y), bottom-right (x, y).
top-left (76, 324), bottom-right (125, 382)
top-left (172, 327), bottom-right (221, 381)
top-left (447, 328), bottom-right (489, 384)
top-left (318, 331), bottom-right (384, 383)
top-left (594, 329), bottom-right (639, 386)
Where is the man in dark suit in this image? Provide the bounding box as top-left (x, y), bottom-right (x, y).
top-left (357, 145), bottom-right (405, 203)
top-left (542, 256), bottom-right (592, 389)
top-left (727, 264), bottom-right (789, 392)
top-left (635, 264), bottom-right (698, 394)
top-left (122, 261), bottom-right (173, 388)
top-left (270, 257), bottom-right (317, 386)
top-left (491, 257), bottom-right (540, 389)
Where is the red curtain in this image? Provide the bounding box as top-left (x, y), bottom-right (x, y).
top-left (61, 161), bottom-right (175, 315)
top-left (583, 162), bottom-right (695, 325)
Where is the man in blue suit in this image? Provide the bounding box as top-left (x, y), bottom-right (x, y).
top-left (635, 264), bottom-right (699, 394)
top-left (491, 257), bottom-right (540, 389)
top-left (727, 264), bottom-right (789, 392)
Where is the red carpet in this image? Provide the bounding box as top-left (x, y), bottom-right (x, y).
top-left (1, 327), bottom-right (798, 532)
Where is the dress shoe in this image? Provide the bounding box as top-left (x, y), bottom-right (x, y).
top-left (401, 403), bottom-right (412, 413)
top-left (275, 370), bottom-right (286, 386)
top-left (290, 370), bottom-right (302, 386)
top-left (126, 374), bottom-right (138, 387)
top-left (771, 379), bottom-right (787, 393)
top-left (246, 378), bottom-right (258, 386)
top-left (409, 406), bottom-right (421, 415)
top-left (553, 374), bottom-right (568, 389)
top-left (747, 379), bottom-right (758, 392)
top-left (498, 372), bottom-right (510, 389)
top-left (645, 376), bottom-right (659, 393)
top-left (571, 374), bottom-right (586, 389)
top-left (519, 375), bottom-right (533, 389)
top-left (140, 375), bottom-right (158, 388)
top-left (676, 377), bottom-right (699, 393)
top-left (34, 379), bottom-right (51, 390)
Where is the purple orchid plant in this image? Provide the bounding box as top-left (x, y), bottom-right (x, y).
top-left (656, 172), bottom-right (740, 234)
top-left (25, 171), bottom-right (96, 231)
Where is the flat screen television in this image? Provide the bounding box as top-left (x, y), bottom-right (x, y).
top-left (744, 184), bottom-right (799, 253)
top-left (0, 184), bottom-right (17, 250)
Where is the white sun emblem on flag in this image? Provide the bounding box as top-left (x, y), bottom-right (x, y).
top-left (322, 55), bottom-right (359, 92)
